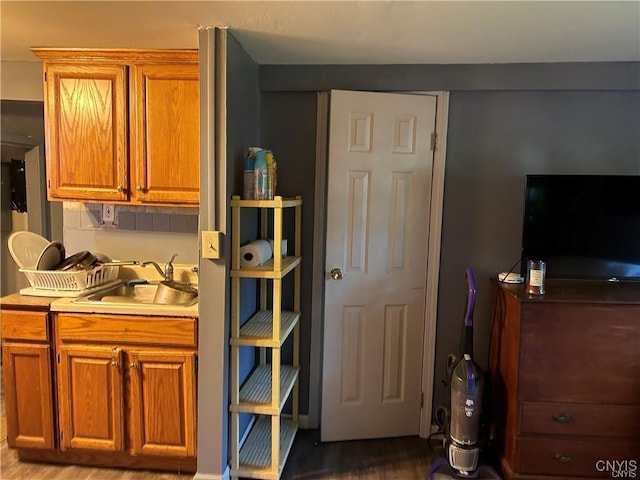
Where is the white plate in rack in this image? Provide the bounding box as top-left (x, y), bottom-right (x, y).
top-left (7, 231), bottom-right (50, 269)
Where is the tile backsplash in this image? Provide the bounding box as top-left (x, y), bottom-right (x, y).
top-left (62, 202), bottom-right (199, 264)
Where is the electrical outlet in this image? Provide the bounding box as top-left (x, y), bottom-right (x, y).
top-left (202, 231), bottom-right (221, 259)
top-left (102, 204), bottom-right (115, 223)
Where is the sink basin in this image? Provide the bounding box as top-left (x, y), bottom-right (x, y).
top-left (75, 282), bottom-right (198, 306)
top-left (51, 281), bottom-right (199, 317)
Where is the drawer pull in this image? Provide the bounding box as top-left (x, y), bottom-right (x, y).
top-left (552, 413), bottom-right (572, 423)
top-left (554, 453), bottom-right (572, 463)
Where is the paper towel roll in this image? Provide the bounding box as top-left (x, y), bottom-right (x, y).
top-left (240, 240), bottom-right (273, 268)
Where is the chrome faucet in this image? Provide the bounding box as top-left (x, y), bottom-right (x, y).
top-left (142, 253), bottom-right (177, 281)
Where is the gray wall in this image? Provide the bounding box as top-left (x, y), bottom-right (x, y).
top-left (258, 63), bottom-right (640, 423)
top-left (260, 92), bottom-right (317, 414)
top-left (437, 90), bottom-right (640, 409)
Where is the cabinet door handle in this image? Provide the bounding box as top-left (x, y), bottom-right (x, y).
top-left (552, 413), bottom-right (572, 423)
top-left (554, 453), bottom-right (572, 463)
top-left (111, 361), bottom-right (119, 367)
top-left (116, 185), bottom-right (125, 193)
top-left (136, 185), bottom-right (143, 192)
top-left (129, 363), bottom-right (137, 369)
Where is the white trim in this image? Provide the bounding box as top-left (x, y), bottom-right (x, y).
top-left (307, 92), bottom-right (330, 430)
top-left (193, 465), bottom-right (230, 480)
top-left (419, 91), bottom-right (449, 438)
top-left (297, 413), bottom-right (311, 430)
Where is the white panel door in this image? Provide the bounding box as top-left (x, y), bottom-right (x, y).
top-left (321, 89), bottom-right (437, 441)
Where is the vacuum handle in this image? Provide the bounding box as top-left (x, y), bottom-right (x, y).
top-left (464, 268), bottom-right (476, 327)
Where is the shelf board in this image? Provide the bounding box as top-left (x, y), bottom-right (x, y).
top-left (232, 417), bottom-right (298, 480)
top-left (231, 365), bottom-right (299, 415)
top-left (231, 196), bottom-right (303, 209)
top-left (231, 256), bottom-right (301, 279)
top-left (231, 310), bottom-right (299, 347)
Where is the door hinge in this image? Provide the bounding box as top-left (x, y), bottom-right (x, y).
top-left (44, 71), bottom-right (47, 82)
top-left (57, 353), bottom-right (60, 363)
top-left (195, 355), bottom-right (198, 373)
top-left (430, 133), bottom-right (437, 152)
top-left (420, 392), bottom-right (424, 408)
top-left (59, 430), bottom-right (63, 441)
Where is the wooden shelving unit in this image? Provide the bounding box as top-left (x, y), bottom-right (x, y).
top-left (230, 195), bottom-right (302, 480)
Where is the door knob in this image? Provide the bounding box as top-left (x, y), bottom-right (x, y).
top-left (330, 268), bottom-right (343, 280)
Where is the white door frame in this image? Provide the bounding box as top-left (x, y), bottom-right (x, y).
top-left (308, 90), bottom-right (450, 437)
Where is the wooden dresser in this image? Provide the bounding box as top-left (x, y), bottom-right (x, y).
top-left (489, 279), bottom-right (640, 479)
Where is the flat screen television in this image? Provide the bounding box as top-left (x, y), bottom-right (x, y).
top-left (521, 174), bottom-right (640, 281)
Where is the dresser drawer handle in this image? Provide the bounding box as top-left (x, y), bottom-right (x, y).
top-left (552, 413), bottom-right (573, 423)
top-left (554, 453), bottom-right (572, 463)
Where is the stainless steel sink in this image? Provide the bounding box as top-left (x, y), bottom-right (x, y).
top-left (75, 282), bottom-right (198, 307)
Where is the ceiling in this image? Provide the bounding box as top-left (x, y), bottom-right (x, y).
top-left (1, 1), bottom-right (639, 157)
top-left (2, 1), bottom-right (639, 65)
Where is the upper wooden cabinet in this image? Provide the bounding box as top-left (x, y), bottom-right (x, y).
top-left (32, 49), bottom-right (199, 206)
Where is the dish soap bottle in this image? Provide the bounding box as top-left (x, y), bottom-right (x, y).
top-left (265, 150), bottom-right (274, 200)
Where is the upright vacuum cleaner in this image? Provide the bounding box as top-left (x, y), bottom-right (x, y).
top-left (428, 268), bottom-right (501, 479)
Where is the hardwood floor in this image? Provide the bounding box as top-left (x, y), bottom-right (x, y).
top-left (1, 430), bottom-right (437, 480)
top-left (1, 383), bottom-right (438, 480)
top-left (282, 429), bottom-right (434, 480)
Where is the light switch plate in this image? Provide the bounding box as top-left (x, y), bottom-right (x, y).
top-left (102, 203), bottom-right (115, 223)
top-left (202, 231), bottom-right (221, 259)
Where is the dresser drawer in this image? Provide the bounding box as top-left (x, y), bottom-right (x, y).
top-left (521, 402), bottom-right (640, 438)
top-left (518, 436), bottom-right (640, 477)
top-left (519, 303), bottom-right (640, 404)
top-left (1, 310), bottom-right (49, 342)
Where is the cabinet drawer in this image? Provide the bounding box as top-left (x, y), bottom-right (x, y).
top-left (521, 402), bottom-right (640, 438)
top-left (518, 436), bottom-right (640, 477)
top-left (519, 303), bottom-right (640, 404)
top-left (1, 311), bottom-right (49, 341)
top-left (56, 314), bottom-right (196, 347)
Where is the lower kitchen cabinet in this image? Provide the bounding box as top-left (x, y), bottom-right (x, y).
top-left (0, 292), bottom-right (198, 474)
top-left (0, 299), bottom-right (56, 450)
top-left (55, 312), bottom-right (198, 467)
top-left (2, 343), bottom-right (55, 449)
top-left (57, 345), bottom-right (125, 451)
top-left (128, 349), bottom-right (197, 457)
top-left (57, 345), bottom-right (197, 457)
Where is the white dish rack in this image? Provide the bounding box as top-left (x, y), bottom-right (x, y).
top-left (19, 264), bottom-right (120, 295)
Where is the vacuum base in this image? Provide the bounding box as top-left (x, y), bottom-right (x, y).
top-left (428, 457), bottom-right (502, 480)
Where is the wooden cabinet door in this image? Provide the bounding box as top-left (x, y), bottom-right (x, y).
top-left (128, 350), bottom-right (197, 457)
top-left (130, 63), bottom-right (199, 205)
top-left (2, 343), bottom-right (55, 449)
top-left (57, 345), bottom-right (125, 451)
top-left (44, 63), bottom-right (129, 201)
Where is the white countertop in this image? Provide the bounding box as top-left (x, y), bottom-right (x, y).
top-left (50, 295), bottom-right (198, 317)
top-left (48, 263), bottom-right (199, 317)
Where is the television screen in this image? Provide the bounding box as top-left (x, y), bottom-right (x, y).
top-left (521, 174), bottom-right (640, 281)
